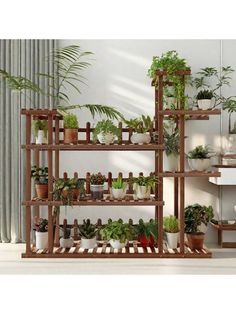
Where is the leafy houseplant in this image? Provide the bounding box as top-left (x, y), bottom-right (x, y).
top-left (63, 113), bottom-right (79, 144)
top-left (93, 120), bottom-right (121, 145)
top-left (32, 120), bottom-right (48, 144)
top-left (164, 120), bottom-right (180, 172)
top-left (187, 145), bottom-right (211, 171)
top-left (111, 177), bottom-right (127, 199)
top-left (31, 166), bottom-right (48, 199)
top-left (90, 173), bottom-right (106, 200)
top-left (52, 178), bottom-right (84, 205)
top-left (163, 215), bottom-right (179, 249)
top-left (34, 217), bottom-right (48, 250)
top-left (133, 175), bottom-right (158, 199)
top-left (79, 219), bottom-right (98, 249)
top-left (125, 115), bottom-right (153, 144)
top-left (196, 89), bottom-right (214, 110)
top-left (136, 219), bottom-right (158, 248)
top-left (184, 203), bottom-right (214, 250)
top-left (100, 220), bottom-right (135, 249)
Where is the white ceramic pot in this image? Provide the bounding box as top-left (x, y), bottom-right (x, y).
top-left (35, 231), bottom-right (48, 250)
top-left (109, 239), bottom-right (127, 249)
top-left (131, 133), bottom-right (151, 144)
top-left (164, 153), bottom-right (179, 172)
top-left (188, 158), bottom-right (211, 171)
top-left (165, 97), bottom-right (177, 109)
top-left (197, 99), bottom-right (212, 110)
top-left (36, 130), bottom-right (47, 144)
top-left (165, 231), bottom-right (179, 249)
top-left (60, 237), bottom-right (74, 249)
top-left (111, 187), bottom-right (126, 199)
top-left (80, 237), bottom-right (97, 249)
top-left (135, 185), bottom-right (151, 199)
top-left (97, 132), bottom-right (115, 145)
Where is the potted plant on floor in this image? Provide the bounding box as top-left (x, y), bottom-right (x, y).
top-left (93, 119), bottom-right (121, 145)
top-left (187, 145), bottom-right (211, 171)
top-left (100, 220), bottom-right (135, 249)
top-left (90, 172), bottom-right (106, 199)
top-left (63, 113), bottom-right (78, 144)
top-left (163, 215), bottom-right (179, 249)
top-left (32, 119), bottom-right (48, 144)
top-left (196, 89), bottom-right (214, 110)
top-left (111, 177), bottom-right (127, 199)
top-left (184, 203), bottom-right (214, 250)
top-left (34, 217), bottom-right (48, 250)
top-left (133, 175), bottom-right (158, 199)
top-left (59, 222), bottom-right (74, 249)
top-left (136, 219), bottom-right (158, 247)
top-left (164, 120), bottom-right (180, 172)
top-left (31, 166), bottom-right (48, 199)
top-left (79, 219), bottom-right (98, 249)
top-left (52, 178), bottom-right (84, 205)
top-left (125, 115), bottom-right (153, 144)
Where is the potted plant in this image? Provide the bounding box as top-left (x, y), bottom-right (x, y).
top-left (93, 119), bottom-right (121, 145)
top-left (136, 219), bottom-right (158, 247)
top-left (52, 178), bottom-right (84, 205)
top-left (196, 89), bottom-right (214, 110)
top-left (187, 145), bottom-right (211, 171)
top-left (59, 223), bottom-right (74, 249)
top-left (63, 113), bottom-right (78, 144)
top-left (111, 177), bottom-right (127, 199)
top-left (184, 203), bottom-right (214, 250)
top-left (34, 217), bottom-right (48, 250)
top-left (31, 166), bottom-right (48, 199)
top-left (125, 115), bottom-right (153, 144)
top-left (164, 89), bottom-right (177, 109)
top-left (32, 119), bottom-right (48, 144)
top-left (90, 172), bottom-right (106, 199)
top-left (79, 219), bottom-right (98, 249)
top-left (164, 121), bottom-right (180, 171)
top-left (163, 215), bottom-right (179, 249)
top-left (133, 175), bottom-right (158, 199)
top-left (100, 220), bottom-right (135, 249)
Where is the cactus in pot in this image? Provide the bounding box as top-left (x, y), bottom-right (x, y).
top-left (111, 177), bottom-right (127, 199)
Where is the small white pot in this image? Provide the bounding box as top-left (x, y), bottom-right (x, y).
top-left (36, 130), bottom-right (47, 144)
top-left (60, 237), bottom-right (74, 249)
top-left (97, 132), bottom-right (115, 145)
top-left (197, 99), bottom-right (212, 110)
top-left (164, 153), bottom-right (179, 172)
top-left (111, 187), bottom-right (126, 199)
top-left (80, 237), bottom-right (97, 249)
top-left (131, 133), bottom-right (151, 144)
top-left (35, 231), bottom-right (48, 250)
top-left (165, 97), bottom-right (177, 109)
top-left (188, 158), bottom-right (211, 171)
top-left (109, 239), bottom-right (127, 249)
top-left (135, 185), bottom-right (151, 199)
top-left (165, 231), bottom-right (179, 249)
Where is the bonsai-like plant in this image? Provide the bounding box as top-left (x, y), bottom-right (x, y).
top-left (31, 166), bottom-right (48, 184)
top-left (196, 89), bottom-right (214, 100)
top-left (100, 220), bottom-right (135, 243)
top-left (133, 175), bottom-right (158, 191)
top-left (79, 219), bottom-right (98, 239)
top-left (90, 173), bottom-right (106, 185)
top-left (112, 177), bottom-right (126, 189)
top-left (63, 113), bottom-right (79, 129)
top-left (125, 115), bottom-right (153, 133)
top-left (187, 145), bottom-right (210, 159)
top-left (32, 120), bottom-right (48, 138)
top-left (163, 215), bottom-right (179, 233)
top-left (52, 178), bottom-right (84, 205)
top-left (184, 203), bottom-right (214, 234)
top-left (92, 120), bottom-right (121, 142)
top-left (34, 217), bottom-right (48, 232)
top-left (136, 219), bottom-right (158, 241)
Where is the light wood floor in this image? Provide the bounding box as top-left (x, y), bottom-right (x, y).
top-left (1, 243), bottom-right (236, 274)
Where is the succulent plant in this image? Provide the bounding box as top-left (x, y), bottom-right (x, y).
top-left (124, 115), bottom-right (153, 134)
top-left (112, 177), bottom-right (126, 189)
top-left (90, 172), bottom-right (106, 185)
top-left (79, 219), bottom-right (98, 239)
top-left (31, 166), bottom-right (48, 184)
top-left (196, 89), bottom-right (213, 100)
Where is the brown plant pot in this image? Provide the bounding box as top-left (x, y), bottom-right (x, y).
top-left (35, 184), bottom-right (48, 199)
top-left (186, 233), bottom-right (205, 250)
top-left (62, 189), bottom-right (80, 201)
top-left (64, 128), bottom-right (78, 144)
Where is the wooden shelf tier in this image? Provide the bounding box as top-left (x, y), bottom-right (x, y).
top-left (159, 109), bottom-right (221, 116)
top-left (22, 240), bottom-right (212, 259)
top-left (159, 171), bottom-right (221, 177)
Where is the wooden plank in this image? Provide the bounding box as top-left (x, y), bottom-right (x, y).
top-left (158, 109), bottom-right (221, 115)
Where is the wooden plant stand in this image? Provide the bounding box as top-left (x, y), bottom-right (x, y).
top-left (21, 70), bottom-right (221, 259)
top-left (211, 221), bottom-right (236, 248)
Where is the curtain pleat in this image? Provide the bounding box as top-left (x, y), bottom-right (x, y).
top-left (0, 39), bottom-right (57, 243)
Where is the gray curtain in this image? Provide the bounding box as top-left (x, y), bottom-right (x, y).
top-left (0, 39), bottom-right (57, 243)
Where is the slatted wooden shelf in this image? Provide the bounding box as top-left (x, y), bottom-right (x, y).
top-left (159, 171), bottom-right (221, 177)
top-left (159, 109), bottom-right (221, 116)
top-left (21, 240), bottom-right (212, 258)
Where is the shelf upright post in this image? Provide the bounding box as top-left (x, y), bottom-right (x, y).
top-left (155, 87), bottom-right (159, 222)
top-left (157, 73), bottom-right (164, 255)
top-left (47, 113), bottom-right (54, 253)
top-left (54, 115), bottom-right (60, 246)
top-left (34, 124), bottom-right (40, 219)
top-left (25, 111), bottom-right (32, 255)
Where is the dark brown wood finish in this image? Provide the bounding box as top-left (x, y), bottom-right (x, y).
top-left (25, 113), bottom-right (31, 254)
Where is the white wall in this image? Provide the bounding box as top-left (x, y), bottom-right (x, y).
top-left (58, 39), bottom-right (236, 243)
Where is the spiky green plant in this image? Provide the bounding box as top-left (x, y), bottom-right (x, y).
top-left (124, 115), bottom-right (153, 133)
top-left (79, 219), bottom-right (98, 239)
top-left (187, 145), bottom-right (210, 159)
top-left (196, 89), bottom-right (213, 100)
top-left (63, 113), bottom-right (78, 129)
top-left (112, 177), bottom-right (126, 189)
top-left (163, 215), bottom-right (179, 233)
top-left (32, 120), bottom-right (48, 138)
top-left (136, 219), bottom-right (158, 240)
top-left (133, 175), bottom-right (158, 192)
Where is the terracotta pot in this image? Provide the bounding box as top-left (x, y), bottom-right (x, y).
top-left (64, 128), bottom-right (78, 144)
top-left (35, 184), bottom-right (48, 199)
top-left (138, 235), bottom-right (155, 247)
top-left (186, 233), bottom-right (205, 250)
top-left (62, 189), bottom-right (80, 200)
